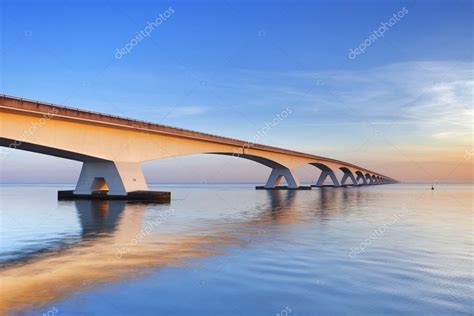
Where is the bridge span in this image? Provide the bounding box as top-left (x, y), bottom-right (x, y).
top-left (0, 95), bottom-right (396, 198)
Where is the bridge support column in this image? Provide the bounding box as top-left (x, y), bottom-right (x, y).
top-left (356, 171), bottom-right (368, 185)
top-left (316, 170), bottom-right (340, 187)
top-left (365, 174), bottom-right (374, 185)
top-left (340, 168), bottom-right (358, 186)
top-left (264, 168), bottom-right (300, 189)
top-left (74, 161), bottom-right (148, 196)
top-left (372, 175), bottom-right (378, 185)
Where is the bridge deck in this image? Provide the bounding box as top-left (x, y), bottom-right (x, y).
top-left (0, 94), bottom-right (395, 180)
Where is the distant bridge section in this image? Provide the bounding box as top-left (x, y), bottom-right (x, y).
top-left (0, 95), bottom-right (397, 196)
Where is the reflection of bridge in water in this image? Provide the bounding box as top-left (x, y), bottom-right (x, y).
top-left (0, 188), bottom-right (374, 314)
top-left (76, 200), bottom-right (127, 237)
top-left (0, 95), bottom-right (397, 200)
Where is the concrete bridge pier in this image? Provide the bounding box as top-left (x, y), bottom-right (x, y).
top-left (311, 163), bottom-right (340, 187)
top-left (355, 171), bottom-right (368, 185)
top-left (74, 161), bottom-right (148, 195)
top-left (371, 175), bottom-right (378, 184)
top-left (316, 170), bottom-right (340, 187)
top-left (365, 173), bottom-right (374, 185)
top-left (59, 161), bottom-right (170, 202)
top-left (261, 167), bottom-right (300, 189)
top-left (340, 167), bottom-right (358, 186)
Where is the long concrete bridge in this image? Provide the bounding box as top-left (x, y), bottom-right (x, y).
top-left (0, 95), bottom-right (396, 198)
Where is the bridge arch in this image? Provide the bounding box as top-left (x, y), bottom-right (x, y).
top-left (310, 163), bottom-right (340, 187)
top-left (199, 152), bottom-right (301, 189)
top-left (208, 152), bottom-right (287, 169)
top-left (365, 173), bottom-right (373, 184)
top-left (339, 167), bottom-right (358, 186)
top-left (371, 175), bottom-right (378, 184)
top-left (210, 152), bottom-right (301, 189)
top-left (355, 171), bottom-right (368, 185)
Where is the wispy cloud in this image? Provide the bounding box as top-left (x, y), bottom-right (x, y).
top-left (213, 62), bottom-right (472, 129)
top-left (167, 105), bottom-right (209, 117)
top-left (288, 61), bottom-right (473, 132)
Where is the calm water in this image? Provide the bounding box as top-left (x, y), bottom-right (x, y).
top-left (0, 184), bottom-right (472, 315)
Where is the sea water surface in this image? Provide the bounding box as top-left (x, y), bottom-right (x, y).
top-left (0, 183), bottom-right (472, 315)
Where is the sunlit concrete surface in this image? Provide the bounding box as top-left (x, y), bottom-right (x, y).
top-left (0, 95), bottom-right (396, 196)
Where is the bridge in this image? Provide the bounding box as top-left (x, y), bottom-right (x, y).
top-left (0, 95), bottom-right (396, 199)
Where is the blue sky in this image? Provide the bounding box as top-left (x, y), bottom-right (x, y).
top-left (1, 0), bottom-right (472, 183)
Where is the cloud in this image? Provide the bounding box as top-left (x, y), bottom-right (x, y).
top-left (167, 106), bottom-right (209, 117)
top-left (288, 61), bottom-right (473, 132)
top-left (403, 79), bottom-right (473, 127)
top-left (432, 131), bottom-right (454, 139)
top-left (217, 62), bottom-right (472, 128)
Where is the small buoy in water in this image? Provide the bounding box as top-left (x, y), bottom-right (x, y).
top-left (431, 185), bottom-right (435, 190)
